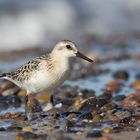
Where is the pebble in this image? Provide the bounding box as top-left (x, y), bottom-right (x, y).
top-left (7, 126), bottom-right (22, 132)
top-left (102, 127), bottom-right (113, 133)
top-left (113, 70), bottom-right (129, 80)
top-left (22, 126), bottom-right (33, 133)
top-left (92, 114), bottom-right (102, 122)
top-left (67, 114), bottom-right (77, 120)
top-left (80, 89), bottom-right (95, 98)
top-left (106, 81), bottom-right (121, 92)
top-left (37, 92), bottom-right (51, 103)
top-left (99, 91), bottom-right (112, 101)
top-left (108, 115), bottom-right (119, 121)
top-left (79, 112), bottom-right (93, 120)
top-left (3, 112), bottom-right (11, 119)
top-left (86, 130), bottom-right (102, 138)
top-left (18, 90), bottom-right (26, 97)
top-left (7, 95), bottom-right (22, 107)
top-left (2, 87), bottom-right (19, 96)
top-left (113, 95), bottom-right (126, 101)
top-left (16, 132), bottom-right (38, 140)
top-left (11, 112), bottom-right (22, 119)
top-left (121, 93), bottom-right (140, 108)
top-left (112, 109), bottom-right (131, 120)
top-left (0, 100), bottom-right (8, 110)
top-left (0, 80), bottom-right (16, 91)
top-left (73, 96), bottom-right (84, 111)
top-left (78, 97), bottom-right (107, 112)
top-left (101, 103), bottom-right (118, 112)
top-left (131, 80), bottom-right (140, 91)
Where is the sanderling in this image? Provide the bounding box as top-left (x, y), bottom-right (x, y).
top-left (0, 40), bottom-right (93, 119)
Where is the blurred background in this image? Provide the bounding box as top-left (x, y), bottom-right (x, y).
top-left (0, 0), bottom-right (140, 51)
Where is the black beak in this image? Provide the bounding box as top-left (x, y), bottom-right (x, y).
top-left (76, 51), bottom-right (93, 63)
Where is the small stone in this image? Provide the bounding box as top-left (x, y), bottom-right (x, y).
top-left (76, 131), bottom-right (83, 136)
top-left (86, 130), bottom-right (102, 138)
top-left (18, 90), bottom-right (26, 97)
top-left (78, 97), bottom-right (107, 112)
top-left (102, 127), bottom-right (113, 133)
top-left (99, 91), bottom-right (112, 101)
top-left (101, 103), bottom-right (118, 112)
top-left (79, 112), bottom-right (93, 120)
top-left (37, 92), bottom-right (51, 103)
top-left (0, 101), bottom-right (8, 110)
top-left (113, 70), bottom-right (129, 80)
top-left (7, 126), bottom-right (22, 132)
top-left (112, 109), bottom-right (131, 120)
top-left (106, 81), bottom-right (121, 92)
top-left (7, 95), bottom-right (22, 107)
top-left (16, 132), bottom-right (38, 140)
top-left (2, 87), bottom-right (19, 96)
top-left (108, 115), bottom-right (119, 121)
top-left (22, 126), bottom-right (33, 133)
top-left (43, 102), bottom-right (53, 112)
top-left (80, 89), bottom-right (95, 98)
top-left (11, 112), bottom-right (22, 119)
top-left (3, 112), bottom-right (11, 119)
top-left (73, 96), bottom-right (83, 111)
top-left (121, 93), bottom-right (140, 108)
top-left (67, 114), bottom-right (77, 120)
top-left (0, 128), bottom-right (6, 131)
top-left (16, 134), bottom-right (24, 140)
top-left (131, 80), bottom-right (140, 91)
top-left (0, 80), bottom-right (16, 91)
top-left (113, 95), bottom-right (126, 101)
top-left (93, 114), bottom-right (102, 122)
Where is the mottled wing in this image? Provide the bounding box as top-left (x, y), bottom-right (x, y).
top-left (0, 54), bottom-right (50, 83)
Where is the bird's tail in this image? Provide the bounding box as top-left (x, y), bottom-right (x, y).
top-left (0, 73), bottom-right (8, 78)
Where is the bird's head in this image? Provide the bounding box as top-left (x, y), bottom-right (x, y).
top-left (52, 40), bottom-right (93, 63)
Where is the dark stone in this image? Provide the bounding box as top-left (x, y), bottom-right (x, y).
top-left (80, 89), bottom-right (95, 98)
top-left (99, 91), bottom-right (112, 101)
top-left (0, 101), bottom-right (8, 110)
top-left (7, 126), bottom-right (22, 132)
top-left (0, 127), bottom-right (6, 131)
top-left (79, 112), bottom-right (93, 120)
top-left (113, 95), bottom-right (126, 101)
top-left (61, 99), bottom-right (74, 106)
top-left (111, 108), bottom-right (132, 121)
top-left (86, 130), bottom-right (102, 138)
top-left (66, 120), bottom-right (75, 128)
top-left (101, 103), bottom-right (118, 112)
top-left (79, 97), bottom-right (108, 112)
top-left (113, 70), bottom-right (129, 80)
top-left (17, 132), bottom-right (38, 139)
top-left (7, 95), bottom-right (22, 107)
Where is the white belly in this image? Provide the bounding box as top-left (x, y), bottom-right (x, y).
top-left (23, 69), bottom-right (70, 94)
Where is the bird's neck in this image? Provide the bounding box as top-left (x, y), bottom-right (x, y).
top-left (50, 53), bottom-right (70, 70)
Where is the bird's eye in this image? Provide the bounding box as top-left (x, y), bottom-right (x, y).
top-left (66, 45), bottom-right (72, 50)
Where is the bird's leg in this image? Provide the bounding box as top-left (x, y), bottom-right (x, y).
top-left (50, 95), bottom-right (57, 117)
top-left (25, 93), bottom-right (42, 120)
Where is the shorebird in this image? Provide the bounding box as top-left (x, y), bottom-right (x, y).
top-left (0, 40), bottom-right (93, 119)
